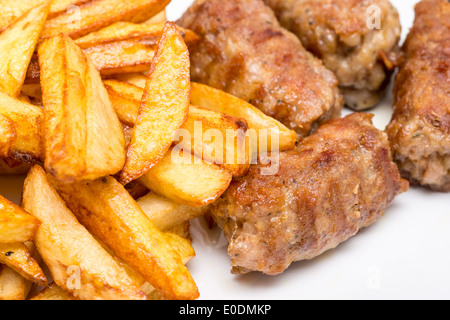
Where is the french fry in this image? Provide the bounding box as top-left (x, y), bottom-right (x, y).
top-left (139, 147), bottom-right (233, 207)
top-left (0, 242), bottom-right (47, 287)
top-left (113, 72), bottom-right (147, 89)
top-left (41, 0), bottom-right (171, 40)
top-left (81, 40), bottom-right (157, 76)
top-left (0, 195), bottom-right (40, 244)
top-left (49, 174), bottom-right (199, 300)
top-left (29, 282), bottom-right (76, 300)
top-left (75, 22), bottom-right (198, 49)
top-left (39, 34), bottom-right (126, 183)
top-left (0, 265), bottom-right (32, 300)
top-left (137, 192), bottom-right (208, 231)
top-left (26, 23), bottom-right (197, 82)
top-left (0, 1), bottom-right (93, 32)
top-left (119, 22), bottom-right (191, 185)
top-left (166, 221), bottom-right (192, 240)
top-left (0, 115), bottom-right (15, 158)
top-left (142, 9), bottom-right (167, 24)
top-left (105, 79), bottom-right (251, 176)
top-left (22, 165), bottom-right (147, 300)
top-left (0, 91), bottom-right (44, 162)
top-left (0, 2), bottom-right (50, 97)
top-left (190, 82), bottom-right (297, 153)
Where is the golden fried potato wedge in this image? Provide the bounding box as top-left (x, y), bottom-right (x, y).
top-left (0, 0), bottom-right (93, 32)
top-left (177, 105), bottom-right (251, 177)
top-left (0, 2), bottom-right (50, 97)
top-left (0, 242), bottom-right (47, 286)
top-left (0, 115), bottom-right (15, 158)
top-left (29, 282), bottom-right (76, 300)
top-left (114, 72), bottom-right (147, 89)
top-left (75, 22), bottom-right (198, 49)
top-left (191, 82), bottom-right (297, 153)
top-left (0, 91), bottom-right (44, 162)
top-left (139, 147), bottom-right (232, 207)
top-left (119, 22), bottom-right (190, 185)
top-left (142, 9), bottom-right (167, 24)
top-left (50, 175), bottom-right (199, 300)
top-left (105, 80), bottom-right (250, 176)
top-left (83, 40), bottom-right (157, 76)
top-left (39, 35), bottom-right (125, 183)
top-left (137, 192), bottom-right (208, 231)
top-left (22, 165), bottom-right (147, 300)
top-left (0, 265), bottom-right (32, 300)
top-left (41, 0), bottom-right (171, 40)
top-left (0, 195), bottom-right (40, 243)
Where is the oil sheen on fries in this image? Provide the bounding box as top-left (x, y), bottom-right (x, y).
top-left (38, 34), bottom-right (126, 183)
top-left (119, 22), bottom-right (191, 185)
top-left (22, 165), bottom-right (147, 300)
top-left (50, 175), bottom-right (200, 300)
top-left (0, 2), bottom-right (50, 97)
top-left (0, 195), bottom-right (40, 244)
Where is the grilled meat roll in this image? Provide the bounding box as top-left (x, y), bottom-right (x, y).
top-left (177, 0), bottom-right (343, 137)
top-left (264, 0), bottom-right (402, 110)
top-left (210, 113), bottom-right (409, 275)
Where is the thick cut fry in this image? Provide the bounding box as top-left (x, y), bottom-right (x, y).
top-left (0, 265), bottom-right (32, 300)
top-left (191, 82), bottom-right (297, 153)
top-left (0, 2), bottom-right (50, 97)
top-left (143, 10), bottom-right (167, 24)
top-left (0, 195), bottom-right (40, 243)
top-left (39, 35), bottom-right (125, 182)
top-left (83, 40), bottom-right (156, 76)
top-left (75, 22), bottom-right (198, 49)
top-left (22, 165), bottom-right (147, 300)
top-left (50, 175), bottom-right (199, 300)
top-left (0, 242), bottom-right (47, 286)
top-left (140, 147), bottom-right (233, 207)
top-left (41, 0), bottom-right (171, 40)
top-left (137, 192), bottom-right (208, 231)
top-left (177, 105), bottom-right (251, 177)
top-left (105, 80), bottom-right (250, 176)
top-left (0, 115), bottom-right (15, 158)
top-left (0, 1), bottom-right (92, 32)
top-left (114, 72), bottom-right (147, 89)
top-left (119, 22), bottom-right (191, 185)
top-left (26, 23), bottom-right (197, 82)
top-left (0, 92), bottom-right (44, 162)
top-left (29, 282), bottom-right (76, 300)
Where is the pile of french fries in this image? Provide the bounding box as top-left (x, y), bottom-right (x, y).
top-left (0, 0), bottom-right (296, 300)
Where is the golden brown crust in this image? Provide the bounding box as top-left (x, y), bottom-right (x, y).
top-left (386, 0), bottom-right (450, 192)
top-left (177, 0), bottom-right (343, 136)
top-left (210, 113), bottom-right (408, 275)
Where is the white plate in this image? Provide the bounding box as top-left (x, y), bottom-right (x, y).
top-left (1, 0), bottom-right (447, 301)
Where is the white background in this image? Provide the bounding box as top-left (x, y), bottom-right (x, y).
top-left (0, 0), bottom-right (447, 300)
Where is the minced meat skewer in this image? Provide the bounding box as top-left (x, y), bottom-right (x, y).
top-left (264, 0), bottom-right (402, 110)
top-left (386, 0), bottom-right (450, 192)
top-left (177, 0), bottom-right (343, 137)
top-left (209, 113), bottom-right (409, 275)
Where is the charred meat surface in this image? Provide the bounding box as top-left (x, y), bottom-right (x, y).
top-left (386, 0), bottom-right (450, 192)
top-left (177, 0), bottom-right (343, 137)
top-left (210, 113), bottom-right (409, 275)
top-left (264, 0), bottom-right (402, 110)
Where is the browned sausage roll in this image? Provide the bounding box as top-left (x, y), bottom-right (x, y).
top-left (209, 113), bottom-right (409, 275)
top-left (177, 0), bottom-right (343, 137)
top-left (264, 0), bottom-right (402, 110)
top-left (386, 0), bottom-right (450, 192)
